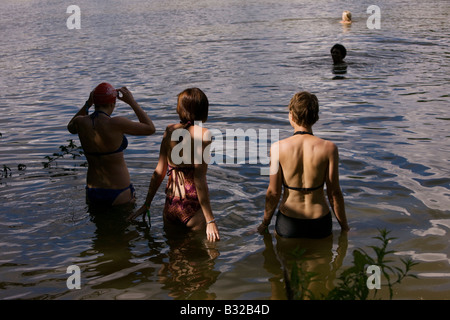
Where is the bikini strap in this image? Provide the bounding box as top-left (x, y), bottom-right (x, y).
top-left (280, 164), bottom-right (324, 192)
top-left (293, 131), bottom-right (313, 136)
top-left (167, 164), bottom-right (195, 176)
top-left (180, 120), bottom-right (192, 128)
top-left (90, 110), bottom-right (111, 129)
top-left (90, 110), bottom-right (111, 118)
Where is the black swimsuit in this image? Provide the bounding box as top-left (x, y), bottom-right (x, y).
top-left (275, 211), bottom-right (332, 239)
top-left (83, 136), bottom-right (128, 156)
top-left (280, 166), bottom-right (325, 192)
top-left (275, 130), bottom-right (332, 238)
top-left (280, 130), bottom-right (325, 192)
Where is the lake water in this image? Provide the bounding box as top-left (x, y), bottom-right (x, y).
top-left (0, 0), bottom-right (449, 300)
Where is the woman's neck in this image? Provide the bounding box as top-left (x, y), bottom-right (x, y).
top-left (293, 124), bottom-right (312, 134)
top-left (94, 107), bottom-right (112, 116)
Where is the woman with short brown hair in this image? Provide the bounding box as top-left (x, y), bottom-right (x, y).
top-left (258, 91), bottom-right (349, 238)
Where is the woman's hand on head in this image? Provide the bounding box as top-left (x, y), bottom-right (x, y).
top-left (117, 87), bottom-right (137, 106)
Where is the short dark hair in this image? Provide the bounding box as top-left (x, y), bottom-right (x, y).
top-left (288, 91), bottom-right (319, 127)
top-left (331, 43), bottom-right (347, 59)
top-left (177, 88), bottom-right (209, 123)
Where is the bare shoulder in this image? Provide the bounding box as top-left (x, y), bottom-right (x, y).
top-left (192, 124), bottom-right (209, 136)
top-left (162, 123), bottom-right (180, 140)
top-left (321, 138), bottom-right (339, 157)
top-left (200, 126), bottom-right (210, 135)
top-left (322, 138), bottom-right (337, 148)
top-left (275, 136), bottom-right (291, 151)
top-left (108, 116), bottom-right (134, 132)
top-left (270, 139), bottom-right (282, 153)
top-left (68, 114), bottom-right (89, 132)
top-left (74, 114), bottom-right (90, 123)
top-left (109, 115), bottom-right (132, 125)
top-left (200, 126), bottom-right (212, 144)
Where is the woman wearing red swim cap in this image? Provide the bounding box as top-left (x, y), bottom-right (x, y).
top-left (68, 83), bottom-right (156, 206)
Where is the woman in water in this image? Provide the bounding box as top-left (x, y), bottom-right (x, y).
top-left (258, 91), bottom-right (349, 238)
top-left (129, 88), bottom-right (220, 242)
top-left (330, 43), bottom-right (347, 65)
top-left (68, 82), bottom-right (156, 206)
top-left (340, 10), bottom-right (352, 24)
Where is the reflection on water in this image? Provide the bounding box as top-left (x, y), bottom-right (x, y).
top-left (71, 204), bottom-right (221, 300)
top-left (0, 0), bottom-right (449, 300)
top-left (261, 231), bottom-right (348, 299)
top-left (332, 62), bottom-right (348, 80)
top-left (85, 204), bottom-right (145, 291)
top-left (160, 226), bottom-right (220, 300)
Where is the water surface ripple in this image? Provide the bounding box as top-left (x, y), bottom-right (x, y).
top-left (0, 0), bottom-right (449, 300)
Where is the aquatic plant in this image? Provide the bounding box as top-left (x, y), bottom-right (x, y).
top-left (42, 139), bottom-right (86, 168)
top-left (1, 165), bottom-right (11, 178)
top-left (1, 164), bottom-right (27, 178)
top-left (289, 229), bottom-right (418, 300)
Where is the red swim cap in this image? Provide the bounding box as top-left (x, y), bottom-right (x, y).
top-left (93, 82), bottom-right (117, 105)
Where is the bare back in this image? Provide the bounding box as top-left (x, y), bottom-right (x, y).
top-left (278, 134), bottom-right (334, 219)
top-left (73, 113), bottom-right (131, 189)
top-left (163, 123), bottom-right (210, 196)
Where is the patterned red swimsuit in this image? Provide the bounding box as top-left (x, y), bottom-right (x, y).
top-left (163, 164), bottom-right (201, 225)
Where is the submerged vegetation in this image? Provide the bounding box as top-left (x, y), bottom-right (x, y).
top-left (1, 164), bottom-right (27, 178)
top-left (289, 229), bottom-right (418, 300)
top-left (0, 132), bottom-right (27, 178)
top-left (1, 133), bottom-right (85, 177)
top-left (42, 139), bottom-right (86, 168)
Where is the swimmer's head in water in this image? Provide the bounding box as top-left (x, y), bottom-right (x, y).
top-left (331, 43), bottom-right (347, 64)
top-left (342, 10), bottom-right (352, 22)
top-left (93, 82), bottom-right (117, 107)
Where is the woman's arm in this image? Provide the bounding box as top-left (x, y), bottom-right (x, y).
top-left (326, 143), bottom-right (349, 231)
top-left (258, 142), bottom-right (282, 234)
top-left (67, 94), bottom-right (93, 134)
top-left (114, 87), bottom-right (156, 136)
top-left (193, 128), bottom-right (219, 242)
top-left (128, 129), bottom-right (169, 221)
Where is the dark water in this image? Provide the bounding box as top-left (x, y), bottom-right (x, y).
top-left (0, 0), bottom-right (449, 300)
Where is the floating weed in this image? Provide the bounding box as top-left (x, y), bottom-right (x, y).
top-left (42, 139), bottom-right (86, 168)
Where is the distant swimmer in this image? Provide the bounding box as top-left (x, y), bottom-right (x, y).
top-left (340, 10), bottom-right (352, 24)
top-left (330, 43), bottom-right (347, 65)
top-left (330, 43), bottom-right (348, 78)
top-left (68, 83), bottom-right (155, 207)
